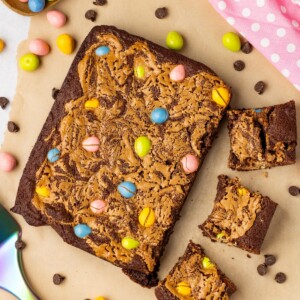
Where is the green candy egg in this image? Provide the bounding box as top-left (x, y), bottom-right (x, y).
top-left (134, 65), bottom-right (145, 79)
top-left (121, 237), bottom-right (140, 250)
top-left (19, 53), bottom-right (40, 72)
top-left (134, 136), bottom-right (151, 158)
top-left (222, 32), bottom-right (241, 52)
top-left (166, 31), bottom-right (184, 51)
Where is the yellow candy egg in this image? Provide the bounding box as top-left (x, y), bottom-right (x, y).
top-left (56, 34), bottom-right (75, 55)
top-left (35, 186), bottom-right (50, 198)
top-left (95, 297), bottom-right (106, 300)
top-left (138, 207), bottom-right (156, 227)
top-left (216, 232), bottom-right (226, 240)
top-left (202, 256), bottom-right (214, 269)
top-left (212, 87), bottom-right (230, 107)
top-left (0, 39), bottom-right (5, 53)
top-left (85, 98), bottom-right (99, 109)
top-left (134, 136), bottom-right (151, 158)
top-left (175, 281), bottom-right (191, 296)
top-left (238, 187), bottom-right (249, 196)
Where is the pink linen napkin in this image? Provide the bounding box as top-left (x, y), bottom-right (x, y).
top-left (209, 0), bottom-right (300, 91)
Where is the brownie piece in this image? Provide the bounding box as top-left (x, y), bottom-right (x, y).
top-left (227, 101), bottom-right (297, 170)
top-left (12, 26), bottom-right (231, 287)
top-left (200, 175), bottom-right (278, 254)
top-left (155, 241), bottom-right (236, 299)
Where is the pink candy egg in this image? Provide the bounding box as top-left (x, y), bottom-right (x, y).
top-left (181, 154), bottom-right (199, 174)
top-left (0, 152), bottom-right (17, 172)
top-left (19, 0), bottom-right (28, 2)
top-left (29, 39), bottom-right (50, 56)
top-left (90, 200), bottom-right (106, 214)
top-left (170, 64), bottom-right (185, 81)
top-left (46, 10), bottom-right (67, 28)
top-left (82, 136), bottom-right (100, 152)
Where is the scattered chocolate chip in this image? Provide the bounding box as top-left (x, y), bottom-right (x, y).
top-left (247, 254), bottom-right (251, 258)
top-left (233, 60), bottom-right (245, 71)
top-left (52, 88), bottom-right (60, 100)
top-left (288, 186), bottom-right (300, 196)
top-left (7, 121), bottom-right (19, 133)
top-left (254, 81), bottom-right (266, 94)
top-left (93, 0), bottom-right (106, 5)
top-left (0, 97), bottom-right (9, 109)
top-left (53, 274), bottom-right (65, 285)
top-left (264, 254), bottom-right (276, 266)
top-left (155, 7), bottom-right (168, 19)
top-left (85, 10), bottom-right (97, 22)
top-left (275, 272), bottom-right (286, 283)
top-left (257, 263), bottom-right (268, 276)
top-left (15, 239), bottom-right (26, 250)
top-left (241, 41), bottom-right (253, 54)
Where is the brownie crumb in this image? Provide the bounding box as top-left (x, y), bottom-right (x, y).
top-left (93, 0), bottom-right (106, 5)
top-left (7, 121), bottom-right (19, 133)
top-left (0, 97), bottom-right (9, 109)
top-left (247, 254), bottom-right (251, 258)
top-left (15, 239), bottom-right (26, 250)
top-left (85, 10), bottom-right (97, 22)
top-left (265, 254), bottom-right (276, 266)
top-left (257, 264), bottom-right (268, 276)
top-left (53, 274), bottom-right (65, 285)
top-left (275, 272), bottom-right (286, 283)
top-left (155, 7), bottom-right (168, 19)
top-left (288, 186), bottom-right (300, 196)
top-left (254, 81), bottom-right (265, 94)
top-left (233, 60), bottom-right (245, 71)
top-left (52, 88), bottom-right (60, 100)
top-left (241, 41), bottom-right (253, 54)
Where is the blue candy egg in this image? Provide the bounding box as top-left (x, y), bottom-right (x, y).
top-left (28, 0), bottom-right (46, 13)
top-left (150, 108), bottom-right (169, 124)
top-left (254, 108), bottom-right (263, 113)
top-left (117, 181), bottom-right (137, 198)
top-left (95, 46), bottom-right (110, 56)
top-left (74, 224), bottom-right (92, 238)
top-left (47, 148), bottom-right (60, 163)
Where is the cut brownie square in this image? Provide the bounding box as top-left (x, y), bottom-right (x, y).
top-left (227, 100), bottom-right (297, 170)
top-left (200, 175), bottom-right (277, 254)
top-left (155, 241), bottom-right (236, 299)
top-left (12, 26), bottom-right (231, 287)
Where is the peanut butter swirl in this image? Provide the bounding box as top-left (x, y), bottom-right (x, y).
top-left (32, 32), bottom-right (228, 273)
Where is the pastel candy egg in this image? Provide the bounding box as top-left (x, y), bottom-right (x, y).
top-left (29, 39), bottom-right (50, 56)
top-left (90, 200), bottom-right (106, 214)
top-left (74, 224), bottom-right (92, 238)
top-left (150, 108), bottom-right (169, 124)
top-left (0, 152), bottom-right (17, 172)
top-left (84, 98), bottom-right (99, 109)
top-left (56, 34), bottom-right (75, 55)
top-left (19, 0), bottom-right (28, 2)
top-left (82, 136), bottom-right (100, 152)
top-left (28, 0), bottom-right (45, 12)
top-left (175, 282), bottom-right (191, 296)
top-left (121, 237), bottom-right (140, 250)
top-left (181, 154), bottom-right (199, 174)
top-left (238, 187), bottom-right (249, 196)
top-left (134, 65), bottom-right (145, 79)
top-left (117, 181), bottom-right (136, 198)
top-left (211, 87), bottom-right (230, 107)
top-left (138, 207), bottom-right (156, 227)
top-left (202, 257), bottom-right (214, 269)
top-left (95, 297), bottom-right (106, 300)
top-left (170, 65), bottom-right (185, 81)
top-left (222, 32), bottom-right (241, 52)
top-left (19, 53), bottom-right (40, 72)
top-left (47, 10), bottom-right (67, 28)
top-left (95, 46), bottom-right (110, 56)
top-left (0, 39), bottom-right (5, 53)
top-left (134, 136), bottom-right (151, 158)
top-left (35, 186), bottom-right (50, 198)
top-left (47, 148), bottom-right (60, 163)
top-left (166, 31), bottom-right (184, 51)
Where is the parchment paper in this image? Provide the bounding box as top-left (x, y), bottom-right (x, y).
top-left (0, 1), bottom-right (299, 299)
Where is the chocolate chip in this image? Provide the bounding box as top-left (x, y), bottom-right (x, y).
top-left (85, 10), bottom-right (97, 22)
top-left (288, 186), bottom-right (300, 196)
top-left (155, 7), bottom-right (168, 19)
top-left (0, 97), bottom-right (9, 109)
top-left (241, 41), bottom-right (253, 54)
top-left (254, 81), bottom-right (266, 95)
top-left (7, 121), bottom-right (19, 133)
top-left (93, 0), bottom-right (106, 5)
top-left (53, 274), bottom-right (65, 285)
top-left (275, 272), bottom-right (286, 283)
top-left (15, 239), bottom-right (26, 250)
top-left (247, 254), bottom-right (251, 258)
top-left (257, 263), bottom-right (268, 276)
top-left (52, 88), bottom-right (60, 100)
top-left (264, 254), bottom-right (276, 266)
top-left (233, 60), bottom-right (245, 71)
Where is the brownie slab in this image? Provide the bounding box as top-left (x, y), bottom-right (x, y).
top-left (227, 100), bottom-right (297, 171)
top-left (155, 241), bottom-right (236, 299)
top-left (200, 175), bottom-right (277, 254)
top-left (12, 26), bottom-right (230, 287)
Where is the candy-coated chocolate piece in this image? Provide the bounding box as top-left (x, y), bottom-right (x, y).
top-left (138, 207), bottom-right (155, 227)
top-left (0, 152), bottom-right (17, 172)
top-left (47, 10), bottom-right (67, 28)
top-left (82, 136), bottom-right (100, 152)
top-left (0, 39), bottom-right (5, 53)
top-left (175, 281), bottom-right (191, 296)
top-left (150, 107), bottom-right (169, 124)
top-left (19, 53), bottom-right (40, 72)
top-left (84, 98), bottom-right (99, 109)
top-left (74, 224), bottom-right (92, 238)
top-left (166, 31), bottom-right (184, 51)
top-left (216, 232), bottom-right (226, 239)
top-left (134, 136), bottom-right (151, 158)
top-left (90, 200), bottom-right (106, 214)
top-left (169, 64), bottom-right (185, 81)
top-left (56, 34), bottom-right (75, 55)
top-left (211, 87), bottom-right (230, 107)
top-left (238, 187), bottom-right (248, 196)
top-left (255, 108), bottom-right (262, 113)
top-left (202, 256), bottom-right (214, 269)
top-left (222, 32), bottom-right (241, 52)
top-left (47, 148), bottom-right (60, 163)
top-left (181, 154), bottom-right (199, 174)
top-left (35, 186), bottom-right (50, 198)
top-left (19, 0), bottom-right (28, 2)
top-left (95, 297), bottom-right (106, 300)
top-left (29, 39), bottom-right (50, 56)
top-left (121, 237), bottom-right (140, 250)
top-left (95, 46), bottom-right (110, 56)
top-left (28, 0), bottom-right (45, 12)
top-left (134, 65), bottom-right (145, 79)
top-left (117, 181), bottom-right (136, 198)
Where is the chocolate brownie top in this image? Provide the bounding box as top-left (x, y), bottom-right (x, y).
top-left (13, 26), bottom-right (230, 275)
